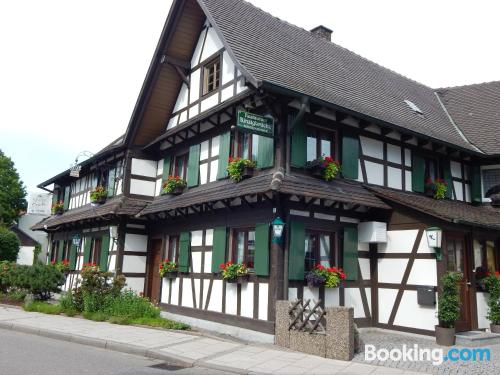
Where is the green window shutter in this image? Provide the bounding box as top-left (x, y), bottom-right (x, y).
top-left (257, 136), bottom-right (274, 169)
top-left (83, 237), bottom-right (91, 264)
top-left (217, 132), bottom-right (231, 180)
top-left (412, 154), bottom-right (425, 193)
top-left (290, 113), bottom-right (307, 168)
top-left (69, 242), bottom-right (78, 270)
top-left (107, 169), bottom-right (115, 197)
top-left (162, 156), bottom-right (171, 183)
top-left (288, 221), bottom-right (305, 280)
top-left (442, 160), bottom-right (453, 199)
top-left (99, 234), bottom-right (110, 271)
top-left (342, 133), bottom-right (359, 180)
top-left (211, 227), bottom-right (227, 273)
top-left (343, 226), bottom-right (358, 281)
top-left (63, 186), bottom-right (70, 210)
top-left (178, 231), bottom-right (190, 272)
top-left (471, 165), bottom-right (482, 203)
top-left (57, 241), bottom-right (65, 262)
top-left (187, 144), bottom-right (200, 187)
top-left (254, 223), bottom-right (270, 276)
top-left (52, 190), bottom-right (59, 205)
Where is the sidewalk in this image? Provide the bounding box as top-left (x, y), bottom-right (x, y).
top-left (0, 305), bottom-right (427, 375)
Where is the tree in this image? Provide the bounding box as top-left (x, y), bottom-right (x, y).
top-left (0, 150), bottom-right (27, 226)
top-left (0, 226), bottom-right (20, 261)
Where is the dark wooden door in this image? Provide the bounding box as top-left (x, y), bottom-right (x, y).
top-left (146, 239), bottom-right (163, 303)
top-left (445, 235), bottom-right (472, 332)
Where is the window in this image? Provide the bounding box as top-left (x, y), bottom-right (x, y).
top-left (202, 56), bottom-right (221, 95)
top-left (167, 235), bottom-right (180, 263)
top-left (424, 158), bottom-right (437, 181)
top-left (233, 228), bottom-right (256, 270)
top-left (62, 241), bottom-right (71, 261)
top-left (473, 239), bottom-right (498, 272)
top-left (173, 153), bottom-right (188, 180)
top-left (50, 241), bottom-right (59, 262)
top-left (482, 168), bottom-right (500, 197)
top-left (304, 231), bottom-right (334, 272)
top-left (89, 237), bottom-right (102, 265)
top-left (234, 132), bottom-right (259, 161)
top-left (306, 127), bottom-right (335, 162)
top-left (199, 136), bottom-right (220, 185)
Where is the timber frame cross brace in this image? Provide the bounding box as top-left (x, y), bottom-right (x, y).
top-left (161, 54), bottom-right (190, 88)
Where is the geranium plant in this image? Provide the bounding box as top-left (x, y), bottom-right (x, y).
top-left (51, 201), bottom-right (64, 215)
top-left (161, 176), bottom-right (187, 194)
top-left (425, 178), bottom-right (448, 199)
top-left (485, 272), bottom-right (500, 327)
top-left (219, 261), bottom-right (248, 281)
top-left (306, 264), bottom-right (346, 288)
top-left (159, 259), bottom-right (178, 277)
top-left (51, 259), bottom-right (70, 272)
top-left (90, 185), bottom-right (108, 203)
top-left (307, 156), bottom-right (341, 181)
top-left (227, 157), bottom-right (257, 182)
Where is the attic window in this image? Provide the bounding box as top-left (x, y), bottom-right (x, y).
top-left (404, 100), bottom-right (424, 115)
top-left (202, 56), bottom-right (221, 95)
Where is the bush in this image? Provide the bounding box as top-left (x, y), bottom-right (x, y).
top-left (102, 289), bottom-right (160, 319)
top-left (0, 227), bottom-right (20, 262)
top-left (486, 273), bottom-right (500, 325)
top-left (79, 265), bottom-right (125, 313)
top-left (0, 261), bottom-right (14, 292)
top-left (438, 271), bottom-right (462, 328)
top-left (23, 301), bottom-right (62, 314)
top-left (11, 263), bottom-right (65, 300)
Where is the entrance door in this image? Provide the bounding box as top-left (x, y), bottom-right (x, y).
top-left (445, 235), bottom-right (472, 332)
top-left (146, 239), bottom-right (163, 303)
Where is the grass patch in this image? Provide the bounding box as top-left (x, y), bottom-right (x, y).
top-left (130, 316), bottom-right (190, 330)
top-left (62, 308), bottom-right (78, 317)
top-left (23, 301), bottom-right (62, 315)
top-left (82, 311), bottom-right (108, 321)
top-left (108, 315), bottom-right (131, 325)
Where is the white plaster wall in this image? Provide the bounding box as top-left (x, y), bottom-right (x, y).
top-left (192, 252), bottom-right (202, 273)
top-left (404, 149), bottom-right (412, 167)
top-left (379, 230), bottom-right (418, 253)
top-left (417, 234), bottom-right (433, 253)
top-left (303, 285), bottom-right (320, 302)
top-left (360, 136), bottom-right (383, 159)
top-left (225, 283), bottom-right (238, 315)
top-left (378, 288), bottom-right (398, 324)
top-left (207, 279), bottom-right (223, 312)
top-left (405, 170), bottom-right (412, 191)
top-left (222, 51), bottom-right (235, 84)
top-left (190, 69), bottom-right (201, 103)
top-left (124, 233), bottom-right (148, 252)
top-left (171, 278), bottom-right (180, 305)
top-left (161, 278), bottom-right (170, 303)
top-left (131, 158), bottom-right (157, 178)
top-left (344, 287), bottom-right (371, 318)
top-left (193, 278), bottom-right (200, 308)
top-left (378, 259), bottom-right (408, 284)
top-left (359, 258), bottom-right (370, 279)
top-left (407, 259), bottom-right (437, 286)
top-left (387, 166), bottom-right (402, 189)
top-left (288, 287), bottom-right (298, 300)
top-left (476, 292), bottom-right (489, 329)
top-left (205, 229), bottom-right (213, 246)
top-left (155, 178), bottom-right (162, 196)
top-left (387, 144), bottom-right (402, 164)
top-left (258, 283), bottom-right (269, 320)
top-left (17, 246), bottom-right (34, 265)
top-left (451, 161), bottom-right (462, 178)
top-left (365, 161), bottom-right (384, 185)
top-left (204, 251), bottom-right (212, 273)
top-left (182, 279), bottom-right (194, 308)
top-left (130, 179), bottom-right (156, 196)
top-left (126, 277), bottom-right (145, 294)
top-left (122, 255), bottom-right (147, 273)
top-left (454, 181), bottom-right (464, 201)
top-left (324, 288), bottom-right (340, 307)
top-left (393, 290), bottom-right (437, 331)
top-left (240, 282), bottom-right (254, 318)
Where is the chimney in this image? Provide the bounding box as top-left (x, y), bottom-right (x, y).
top-left (310, 25), bottom-right (333, 42)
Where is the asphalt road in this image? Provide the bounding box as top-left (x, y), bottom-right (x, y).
top-left (0, 329), bottom-right (236, 375)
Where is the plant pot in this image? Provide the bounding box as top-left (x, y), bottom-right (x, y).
top-left (491, 323), bottom-right (500, 334)
top-left (91, 196), bottom-right (107, 205)
top-left (435, 325), bottom-right (456, 346)
top-left (425, 189), bottom-right (435, 198)
top-left (241, 167), bottom-right (254, 179)
top-left (166, 186), bottom-right (185, 195)
top-left (490, 195), bottom-right (500, 207)
top-left (162, 271), bottom-right (178, 279)
top-left (53, 209), bottom-right (64, 216)
top-left (226, 274), bottom-right (249, 284)
top-left (309, 165), bottom-right (324, 179)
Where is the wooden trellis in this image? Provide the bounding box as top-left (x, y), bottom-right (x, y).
top-left (288, 299), bottom-right (326, 334)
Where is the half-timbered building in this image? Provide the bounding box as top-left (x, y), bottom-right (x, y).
top-left (34, 0), bottom-right (500, 342)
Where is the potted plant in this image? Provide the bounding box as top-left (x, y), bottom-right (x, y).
top-left (485, 271), bottom-right (500, 333)
top-left (306, 156), bottom-right (341, 181)
top-left (51, 259), bottom-right (70, 274)
top-left (159, 259), bottom-right (178, 279)
top-left (90, 185), bottom-right (108, 205)
top-left (227, 157), bottom-right (257, 182)
top-left (219, 261), bottom-right (249, 283)
top-left (305, 264), bottom-right (346, 288)
top-left (51, 201), bottom-right (64, 215)
top-left (161, 176), bottom-right (187, 195)
top-left (436, 271), bottom-right (461, 346)
top-left (425, 178), bottom-right (447, 199)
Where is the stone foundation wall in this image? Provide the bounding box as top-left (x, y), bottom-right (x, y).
top-left (275, 300), bottom-right (354, 361)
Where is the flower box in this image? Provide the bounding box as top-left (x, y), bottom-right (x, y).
top-left (53, 208), bottom-right (64, 215)
top-left (51, 201), bottom-right (64, 215)
top-left (227, 158), bottom-right (257, 182)
top-left (241, 166), bottom-right (255, 179)
top-left (491, 194), bottom-right (500, 207)
top-left (306, 157), bottom-right (341, 181)
top-left (226, 274), bottom-right (249, 284)
top-left (90, 186), bottom-right (108, 205)
top-left (305, 264), bottom-right (346, 288)
top-left (220, 261), bottom-right (249, 282)
top-left (159, 259), bottom-right (178, 277)
top-left (161, 176), bottom-right (187, 195)
top-left (162, 271), bottom-right (178, 279)
top-left (424, 178), bottom-right (447, 199)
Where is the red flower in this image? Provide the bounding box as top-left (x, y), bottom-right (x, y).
top-left (159, 264), bottom-right (164, 269)
top-left (51, 260), bottom-right (56, 265)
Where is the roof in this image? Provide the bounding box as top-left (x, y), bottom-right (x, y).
top-left (436, 81), bottom-right (500, 155)
top-left (139, 172), bottom-right (389, 216)
top-left (199, 0), bottom-right (480, 153)
top-left (10, 226), bottom-right (39, 247)
top-left (31, 196), bottom-right (147, 230)
top-left (367, 185), bottom-right (500, 230)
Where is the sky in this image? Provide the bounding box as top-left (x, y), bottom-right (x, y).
top-left (1, 0), bottom-right (499, 193)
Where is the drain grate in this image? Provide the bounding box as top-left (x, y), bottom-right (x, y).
top-left (149, 362), bottom-right (187, 371)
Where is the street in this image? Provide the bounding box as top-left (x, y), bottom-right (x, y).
top-left (0, 329), bottom-right (235, 375)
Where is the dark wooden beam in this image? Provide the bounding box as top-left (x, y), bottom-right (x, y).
top-left (161, 55), bottom-right (190, 69)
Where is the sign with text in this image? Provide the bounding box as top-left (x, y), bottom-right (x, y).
top-left (237, 111), bottom-right (274, 137)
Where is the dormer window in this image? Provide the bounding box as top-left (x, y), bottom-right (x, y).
top-left (202, 56), bottom-right (221, 95)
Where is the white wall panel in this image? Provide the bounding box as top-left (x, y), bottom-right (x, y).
top-left (201, 27), bottom-right (223, 61)
top-left (122, 255), bottom-right (147, 273)
top-left (324, 288), bottom-right (339, 307)
top-left (225, 283), bottom-right (238, 315)
top-left (222, 51), bottom-right (235, 85)
top-left (360, 136), bottom-right (383, 159)
top-left (193, 278), bottom-right (200, 308)
top-left (378, 288), bottom-right (398, 324)
top-left (130, 179), bottom-right (156, 196)
top-left (161, 278), bottom-right (170, 303)
top-left (387, 144), bottom-right (401, 164)
top-left (393, 290), bottom-right (437, 330)
top-left (190, 69), bottom-right (201, 103)
top-left (171, 279), bottom-right (180, 305)
top-left (131, 158), bottom-right (157, 178)
top-left (476, 292), bottom-right (489, 329)
top-left (288, 287), bottom-right (297, 301)
top-left (451, 161), bottom-right (462, 178)
top-left (155, 178), bottom-right (162, 196)
top-left (454, 181), bottom-right (463, 201)
top-left (379, 230), bottom-right (418, 253)
top-left (204, 251), bottom-right (212, 273)
top-left (303, 285), bottom-right (319, 302)
top-left (378, 259), bottom-right (408, 284)
top-left (344, 288), bottom-right (370, 318)
top-left (407, 259), bottom-right (437, 285)
top-left (240, 282), bottom-right (254, 318)
top-left (365, 161), bottom-right (384, 186)
top-left (124, 233), bottom-right (148, 252)
top-left (404, 149), bottom-right (412, 167)
top-left (221, 86), bottom-right (233, 102)
top-left (258, 283), bottom-right (269, 320)
top-left (359, 258), bottom-right (370, 280)
top-left (207, 279), bottom-right (223, 312)
top-left (190, 28), bottom-right (206, 66)
top-left (126, 277), bottom-right (145, 294)
top-left (200, 93), bottom-right (219, 112)
top-left (156, 159), bottom-right (164, 176)
top-left (405, 170), bottom-right (412, 191)
top-left (387, 167), bottom-right (402, 189)
top-left (181, 279), bottom-right (193, 308)
top-left (192, 252), bottom-right (202, 273)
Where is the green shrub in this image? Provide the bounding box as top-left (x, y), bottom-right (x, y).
top-left (80, 266), bottom-right (125, 313)
top-left (438, 271), bottom-right (462, 328)
top-left (102, 289), bottom-right (160, 319)
top-left (486, 273), bottom-right (500, 324)
top-left (62, 308), bottom-right (78, 317)
top-left (33, 244), bottom-right (42, 265)
top-left (23, 301), bottom-right (62, 315)
top-left (11, 263), bottom-right (64, 300)
top-left (0, 227), bottom-right (20, 262)
top-left (0, 261), bottom-right (14, 292)
top-left (108, 315), bottom-right (131, 325)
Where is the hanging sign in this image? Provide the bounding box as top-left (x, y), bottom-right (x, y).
top-left (72, 234), bottom-right (81, 246)
top-left (237, 111), bottom-right (274, 137)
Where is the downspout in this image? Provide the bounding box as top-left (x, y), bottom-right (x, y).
top-left (285, 96), bottom-right (309, 174)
